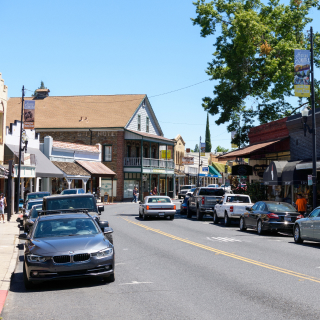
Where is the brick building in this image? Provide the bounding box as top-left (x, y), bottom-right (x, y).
top-left (7, 91), bottom-right (175, 201)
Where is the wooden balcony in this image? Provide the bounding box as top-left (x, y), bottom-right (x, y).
top-left (124, 157), bottom-right (174, 170)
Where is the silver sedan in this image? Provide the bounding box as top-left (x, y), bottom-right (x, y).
top-left (293, 207), bottom-right (320, 243)
top-left (139, 196), bottom-right (176, 220)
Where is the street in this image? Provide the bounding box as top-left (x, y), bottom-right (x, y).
top-left (3, 202), bottom-right (320, 320)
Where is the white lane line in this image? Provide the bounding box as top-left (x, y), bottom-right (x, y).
top-left (207, 237), bottom-right (242, 243)
top-left (119, 281), bottom-right (153, 285)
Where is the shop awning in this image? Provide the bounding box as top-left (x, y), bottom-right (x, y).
top-left (52, 161), bottom-right (91, 179)
top-left (296, 161), bottom-right (320, 170)
top-left (219, 139), bottom-right (282, 159)
top-left (76, 160), bottom-right (116, 177)
top-left (209, 165), bottom-right (221, 178)
top-left (6, 144), bottom-right (64, 178)
top-left (282, 161), bottom-right (308, 185)
top-left (263, 161), bottom-right (288, 185)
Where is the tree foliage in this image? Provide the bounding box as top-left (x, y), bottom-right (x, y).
top-left (192, 0), bottom-right (320, 146)
top-left (194, 144), bottom-right (199, 152)
top-left (32, 81), bottom-right (47, 96)
top-left (215, 145), bottom-right (229, 153)
top-left (205, 113), bottom-right (212, 152)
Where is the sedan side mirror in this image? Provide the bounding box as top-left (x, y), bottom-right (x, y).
top-left (19, 233), bottom-right (30, 240)
top-left (103, 227), bottom-right (113, 234)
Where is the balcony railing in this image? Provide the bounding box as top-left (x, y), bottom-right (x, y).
top-left (124, 157), bottom-right (174, 170)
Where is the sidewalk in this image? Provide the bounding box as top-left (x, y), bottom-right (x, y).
top-left (0, 215), bottom-right (19, 315)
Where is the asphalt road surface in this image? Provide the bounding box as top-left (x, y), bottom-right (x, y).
top-left (3, 202), bottom-right (320, 320)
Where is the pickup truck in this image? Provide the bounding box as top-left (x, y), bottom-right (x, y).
top-left (213, 194), bottom-right (253, 226)
top-left (187, 187), bottom-right (226, 220)
top-left (178, 185), bottom-right (196, 199)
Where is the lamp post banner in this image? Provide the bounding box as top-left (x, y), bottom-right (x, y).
top-left (24, 100), bottom-right (35, 129)
top-left (200, 143), bottom-right (206, 156)
top-left (294, 49), bottom-right (310, 97)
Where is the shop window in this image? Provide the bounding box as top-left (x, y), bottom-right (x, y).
top-left (146, 117), bottom-right (150, 133)
top-left (104, 146), bottom-right (112, 161)
top-left (137, 173), bottom-right (141, 178)
top-left (133, 173), bottom-right (137, 179)
top-left (138, 115), bottom-right (141, 131)
top-left (125, 173), bottom-right (129, 179)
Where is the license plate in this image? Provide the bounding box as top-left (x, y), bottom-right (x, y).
top-left (284, 217), bottom-right (291, 222)
top-left (159, 213), bottom-right (164, 216)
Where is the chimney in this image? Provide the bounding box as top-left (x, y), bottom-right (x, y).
top-left (34, 88), bottom-right (50, 99)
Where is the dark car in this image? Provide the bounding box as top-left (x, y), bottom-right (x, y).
top-left (21, 200), bottom-right (44, 227)
top-left (239, 201), bottom-right (301, 235)
top-left (180, 196), bottom-right (189, 214)
top-left (23, 204), bottom-right (42, 233)
top-left (19, 212), bottom-right (114, 289)
top-left (26, 192), bottom-right (50, 202)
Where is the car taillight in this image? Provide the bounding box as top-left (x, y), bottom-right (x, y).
top-left (173, 205), bottom-right (176, 210)
top-left (202, 197), bottom-right (205, 205)
top-left (296, 215), bottom-right (304, 220)
top-left (146, 205), bottom-right (149, 210)
top-left (267, 213), bottom-right (279, 219)
top-left (230, 206), bottom-right (233, 213)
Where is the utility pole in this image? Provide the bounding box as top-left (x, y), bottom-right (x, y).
top-left (16, 86), bottom-right (24, 213)
top-left (198, 136), bottom-right (201, 187)
top-left (310, 27), bottom-right (317, 210)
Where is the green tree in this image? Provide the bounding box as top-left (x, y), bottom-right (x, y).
top-left (205, 113), bottom-right (212, 152)
top-left (194, 144), bottom-right (199, 152)
top-left (192, 0), bottom-right (320, 146)
top-left (215, 145), bottom-right (229, 153)
top-left (32, 81), bottom-right (47, 96)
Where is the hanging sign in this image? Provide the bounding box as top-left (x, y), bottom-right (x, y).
top-left (24, 100), bottom-right (35, 129)
top-left (294, 50), bottom-right (310, 97)
top-left (201, 142), bottom-right (206, 156)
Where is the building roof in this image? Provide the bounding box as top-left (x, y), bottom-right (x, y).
top-left (53, 140), bottom-right (100, 153)
top-left (125, 129), bottom-right (175, 144)
top-left (7, 94), bottom-right (146, 129)
top-left (52, 161), bottom-right (90, 176)
top-left (76, 160), bottom-right (116, 176)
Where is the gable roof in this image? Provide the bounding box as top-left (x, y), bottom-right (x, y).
top-left (53, 140), bottom-right (100, 153)
top-left (7, 94), bottom-right (146, 129)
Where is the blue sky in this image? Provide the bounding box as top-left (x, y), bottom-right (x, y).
top-left (2, 0), bottom-right (320, 152)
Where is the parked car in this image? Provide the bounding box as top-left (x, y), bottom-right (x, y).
top-left (178, 185), bottom-right (196, 199)
top-left (293, 207), bottom-right (320, 244)
top-left (41, 194), bottom-right (111, 243)
top-left (187, 187), bottom-right (226, 220)
top-left (180, 196), bottom-right (189, 214)
top-left (213, 194), bottom-right (252, 226)
top-left (23, 204), bottom-right (42, 233)
top-left (239, 201), bottom-right (301, 235)
top-left (22, 199), bottom-right (44, 227)
top-left (139, 196), bottom-right (176, 220)
top-left (26, 192), bottom-right (50, 202)
top-left (19, 199), bottom-right (24, 212)
top-left (19, 212), bottom-right (115, 289)
top-left (61, 188), bottom-right (85, 195)
top-left (186, 188), bottom-right (196, 197)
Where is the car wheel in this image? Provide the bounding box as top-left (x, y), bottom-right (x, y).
top-left (23, 262), bottom-right (34, 290)
top-left (239, 217), bottom-right (247, 231)
top-left (196, 207), bottom-right (203, 221)
top-left (169, 215), bottom-right (174, 220)
top-left (105, 233), bottom-right (113, 245)
top-left (224, 213), bottom-right (231, 227)
top-left (143, 212), bottom-right (148, 220)
top-left (294, 224), bottom-right (304, 244)
top-left (213, 211), bottom-right (219, 224)
top-left (186, 204), bottom-right (192, 219)
top-left (103, 273), bottom-right (115, 283)
top-left (257, 220), bottom-right (264, 235)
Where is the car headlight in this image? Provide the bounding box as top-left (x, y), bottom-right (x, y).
top-left (27, 254), bottom-right (47, 263)
top-left (91, 248), bottom-right (113, 258)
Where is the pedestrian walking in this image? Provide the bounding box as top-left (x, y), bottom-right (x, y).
top-left (0, 193), bottom-right (7, 223)
top-left (296, 193), bottom-right (307, 216)
top-left (132, 187), bottom-right (138, 203)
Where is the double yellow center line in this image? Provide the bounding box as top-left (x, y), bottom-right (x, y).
top-left (123, 217), bottom-right (320, 284)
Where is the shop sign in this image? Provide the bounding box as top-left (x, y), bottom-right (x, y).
top-left (308, 175), bottom-right (312, 185)
top-left (182, 157), bottom-right (194, 165)
top-left (202, 167), bottom-right (209, 172)
top-left (161, 150), bottom-right (171, 159)
top-left (152, 169), bottom-right (165, 173)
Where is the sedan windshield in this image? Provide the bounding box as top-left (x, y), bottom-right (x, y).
top-left (33, 218), bottom-right (99, 238)
top-left (148, 197), bottom-right (171, 203)
top-left (27, 200), bottom-right (43, 210)
top-left (267, 202), bottom-right (297, 212)
top-left (46, 196), bottom-right (96, 211)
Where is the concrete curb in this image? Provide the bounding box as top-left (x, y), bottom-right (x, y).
top-left (0, 233), bottom-right (19, 315)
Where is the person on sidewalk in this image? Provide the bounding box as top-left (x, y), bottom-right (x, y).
top-left (0, 193), bottom-right (6, 223)
top-left (132, 187), bottom-right (138, 203)
top-left (296, 193), bottom-right (307, 217)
